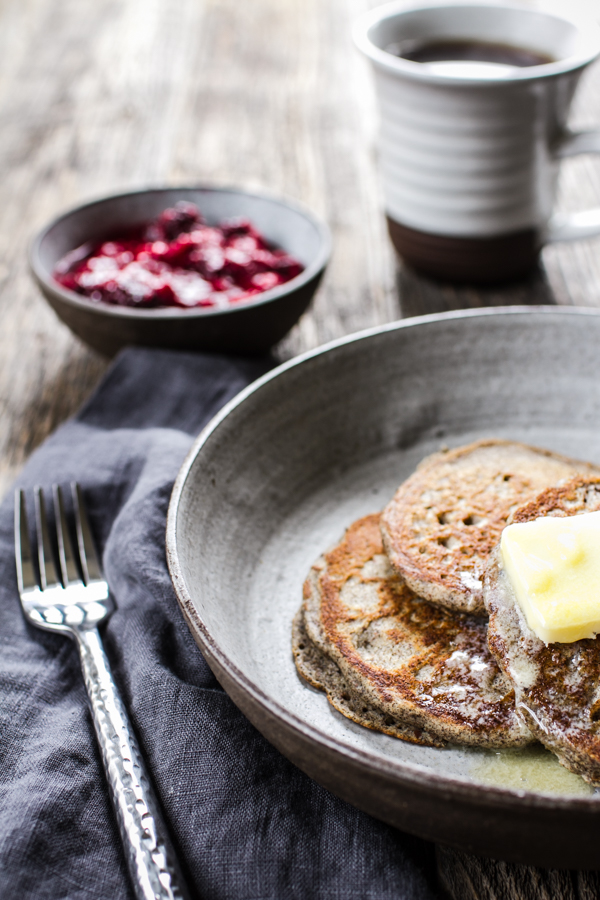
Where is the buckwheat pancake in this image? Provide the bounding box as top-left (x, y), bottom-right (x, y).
top-left (380, 439), bottom-right (600, 617)
top-left (292, 612), bottom-right (444, 746)
top-left (294, 513), bottom-right (533, 748)
top-left (485, 476), bottom-right (600, 785)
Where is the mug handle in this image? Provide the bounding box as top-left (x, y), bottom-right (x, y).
top-left (546, 129), bottom-right (600, 242)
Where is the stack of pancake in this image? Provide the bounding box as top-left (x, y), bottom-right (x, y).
top-left (293, 439), bottom-right (600, 776)
top-left (486, 476), bottom-right (600, 784)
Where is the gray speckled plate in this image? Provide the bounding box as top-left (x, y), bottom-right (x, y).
top-left (167, 307), bottom-right (600, 869)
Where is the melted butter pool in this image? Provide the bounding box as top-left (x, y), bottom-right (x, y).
top-left (470, 745), bottom-right (595, 795)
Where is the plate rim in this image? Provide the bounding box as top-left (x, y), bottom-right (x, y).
top-left (166, 305), bottom-right (600, 814)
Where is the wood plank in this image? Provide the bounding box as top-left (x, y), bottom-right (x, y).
top-left (437, 846), bottom-right (600, 900)
top-left (1, 2), bottom-right (600, 896)
top-left (1, 0), bottom-right (600, 497)
top-left (0, 0), bottom-right (402, 497)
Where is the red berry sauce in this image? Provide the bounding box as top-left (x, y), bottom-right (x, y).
top-left (53, 202), bottom-right (304, 310)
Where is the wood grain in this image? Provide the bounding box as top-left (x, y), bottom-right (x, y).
top-left (0, 0), bottom-right (599, 496)
top-left (437, 846), bottom-right (600, 900)
top-left (1, 1), bottom-right (600, 896)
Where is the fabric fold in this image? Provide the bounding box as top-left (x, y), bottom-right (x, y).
top-left (0, 348), bottom-right (440, 900)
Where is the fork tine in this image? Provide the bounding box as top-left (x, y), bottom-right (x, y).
top-left (53, 485), bottom-right (81, 586)
top-left (15, 490), bottom-right (38, 593)
top-left (34, 487), bottom-right (60, 590)
top-left (71, 483), bottom-right (102, 583)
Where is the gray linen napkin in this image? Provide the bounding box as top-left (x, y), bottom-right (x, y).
top-left (0, 348), bottom-right (441, 900)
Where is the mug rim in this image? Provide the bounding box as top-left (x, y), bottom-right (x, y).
top-left (353, 0), bottom-right (600, 86)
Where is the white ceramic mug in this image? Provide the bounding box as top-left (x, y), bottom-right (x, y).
top-left (354, 2), bottom-right (600, 283)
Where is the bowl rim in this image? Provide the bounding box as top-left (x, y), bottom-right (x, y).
top-left (29, 184), bottom-right (332, 320)
top-left (166, 305), bottom-right (600, 815)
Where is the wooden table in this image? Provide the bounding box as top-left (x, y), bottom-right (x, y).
top-left (1, 0), bottom-right (600, 896)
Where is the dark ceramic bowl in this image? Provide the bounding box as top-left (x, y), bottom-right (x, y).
top-left (30, 186), bottom-right (331, 357)
top-left (168, 307), bottom-right (600, 870)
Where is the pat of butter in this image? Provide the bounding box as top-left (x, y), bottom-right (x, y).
top-left (501, 511), bottom-right (600, 644)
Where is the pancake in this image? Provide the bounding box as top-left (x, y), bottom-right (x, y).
top-left (380, 439), bottom-right (600, 617)
top-left (292, 611), bottom-right (444, 746)
top-left (485, 476), bottom-right (600, 785)
top-left (294, 513), bottom-right (533, 748)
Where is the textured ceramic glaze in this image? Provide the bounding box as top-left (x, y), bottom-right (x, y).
top-left (354, 3), bottom-right (600, 243)
top-left (167, 308), bottom-right (600, 869)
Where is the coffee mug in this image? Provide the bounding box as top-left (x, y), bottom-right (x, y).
top-left (354, 2), bottom-right (600, 283)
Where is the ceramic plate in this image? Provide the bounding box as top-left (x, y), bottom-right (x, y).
top-left (167, 307), bottom-right (600, 868)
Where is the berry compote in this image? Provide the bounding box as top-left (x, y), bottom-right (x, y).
top-left (53, 202), bottom-right (304, 310)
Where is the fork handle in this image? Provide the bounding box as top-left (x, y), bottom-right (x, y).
top-left (73, 626), bottom-right (190, 900)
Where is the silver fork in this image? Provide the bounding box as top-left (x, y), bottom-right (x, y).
top-left (15, 483), bottom-right (190, 900)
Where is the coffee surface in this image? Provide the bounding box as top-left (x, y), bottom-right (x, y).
top-left (396, 39), bottom-right (554, 67)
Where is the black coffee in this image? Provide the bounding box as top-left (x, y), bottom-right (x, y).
top-left (395, 39), bottom-right (554, 67)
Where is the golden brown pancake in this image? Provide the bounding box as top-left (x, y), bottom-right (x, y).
top-left (293, 611), bottom-right (444, 746)
top-left (380, 439), bottom-right (600, 616)
top-left (485, 476), bottom-right (600, 785)
top-left (294, 513), bottom-right (533, 748)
